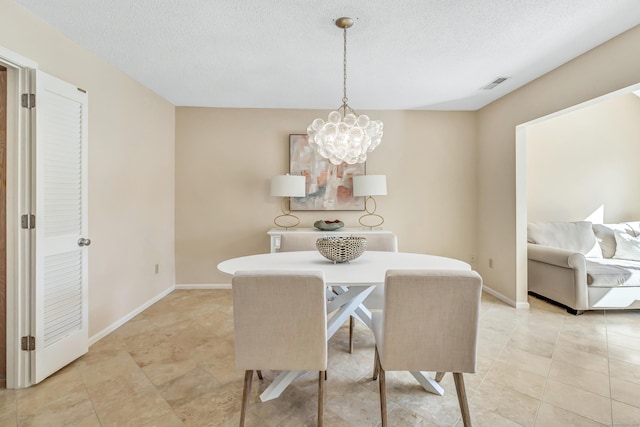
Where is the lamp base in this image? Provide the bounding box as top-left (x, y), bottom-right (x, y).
top-left (358, 213), bottom-right (384, 230)
top-left (274, 213), bottom-right (300, 230)
top-left (358, 196), bottom-right (384, 229)
top-left (274, 198), bottom-right (301, 230)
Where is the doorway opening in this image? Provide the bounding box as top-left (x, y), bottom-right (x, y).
top-left (514, 81), bottom-right (640, 305)
top-left (0, 47), bottom-right (37, 389)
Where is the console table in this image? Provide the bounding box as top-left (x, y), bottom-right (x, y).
top-left (267, 228), bottom-right (394, 253)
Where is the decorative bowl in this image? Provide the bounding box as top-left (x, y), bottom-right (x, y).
top-left (314, 219), bottom-right (344, 231)
top-left (316, 237), bottom-right (367, 263)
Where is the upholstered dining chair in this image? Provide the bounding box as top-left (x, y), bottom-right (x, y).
top-left (279, 232), bottom-right (399, 353)
top-left (279, 233), bottom-right (338, 354)
top-left (279, 233), bottom-right (320, 252)
top-left (347, 233), bottom-right (398, 353)
top-left (279, 234), bottom-right (335, 345)
top-left (372, 269), bottom-right (482, 427)
top-left (232, 270), bottom-right (328, 427)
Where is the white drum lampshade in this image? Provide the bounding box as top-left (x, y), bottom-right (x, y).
top-left (270, 175), bottom-right (306, 197)
top-left (353, 175), bottom-right (387, 229)
top-left (353, 175), bottom-right (387, 197)
top-left (271, 175), bottom-right (306, 229)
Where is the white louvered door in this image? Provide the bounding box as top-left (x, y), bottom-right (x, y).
top-left (33, 70), bottom-right (89, 384)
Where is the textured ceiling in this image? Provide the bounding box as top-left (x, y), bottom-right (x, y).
top-left (12, 0), bottom-right (640, 110)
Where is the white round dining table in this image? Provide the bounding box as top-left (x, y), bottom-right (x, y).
top-left (217, 250), bottom-right (471, 284)
top-left (218, 250), bottom-right (471, 402)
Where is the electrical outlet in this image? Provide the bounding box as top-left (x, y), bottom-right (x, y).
top-left (470, 256), bottom-right (476, 264)
top-left (155, 264), bottom-right (159, 274)
top-left (489, 258), bottom-right (493, 268)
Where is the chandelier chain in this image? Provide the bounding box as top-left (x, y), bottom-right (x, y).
top-left (305, 16), bottom-right (383, 166)
top-left (342, 25), bottom-right (348, 108)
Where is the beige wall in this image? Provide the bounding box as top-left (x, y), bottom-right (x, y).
top-left (0, 0), bottom-right (176, 337)
top-left (5, 0), bottom-right (639, 315)
top-left (477, 25), bottom-right (640, 304)
top-left (176, 108), bottom-right (477, 284)
top-left (527, 93), bottom-right (640, 223)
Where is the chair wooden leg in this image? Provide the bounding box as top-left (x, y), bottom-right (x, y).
top-left (435, 372), bottom-right (445, 382)
top-left (318, 371), bottom-right (325, 427)
top-left (349, 316), bottom-right (354, 353)
top-left (373, 347), bottom-right (380, 380)
top-left (378, 365), bottom-right (387, 427)
top-left (256, 370), bottom-right (263, 380)
top-left (453, 372), bottom-right (472, 427)
top-left (240, 370), bottom-right (253, 427)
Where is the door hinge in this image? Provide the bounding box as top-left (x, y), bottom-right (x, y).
top-left (21, 93), bottom-right (35, 109)
top-left (21, 214), bottom-right (35, 229)
top-left (21, 336), bottom-right (35, 351)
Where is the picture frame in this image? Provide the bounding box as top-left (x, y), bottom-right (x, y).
top-left (289, 134), bottom-right (365, 211)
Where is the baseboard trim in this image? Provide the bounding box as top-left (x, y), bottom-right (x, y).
top-left (88, 282), bottom-right (518, 348)
top-left (88, 285), bottom-right (175, 346)
top-left (483, 285), bottom-right (530, 309)
top-left (175, 284), bottom-right (231, 290)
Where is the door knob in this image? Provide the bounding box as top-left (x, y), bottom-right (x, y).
top-left (78, 238), bottom-right (92, 247)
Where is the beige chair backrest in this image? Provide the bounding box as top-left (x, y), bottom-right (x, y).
top-left (279, 234), bottom-right (320, 252)
top-left (232, 270), bottom-right (327, 371)
top-left (352, 233), bottom-right (398, 252)
top-left (354, 233), bottom-right (398, 309)
top-left (377, 269), bottom-right (482, 373)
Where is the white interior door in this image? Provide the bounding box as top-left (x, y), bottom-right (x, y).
top-left (32, 70), bottom-right (89, 384)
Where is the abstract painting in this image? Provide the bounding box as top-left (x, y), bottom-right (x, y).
top-left (289, 134), bottom-right (365, 211)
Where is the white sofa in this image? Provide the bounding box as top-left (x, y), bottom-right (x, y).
top-left (527, 221), bottom-right (640, 314)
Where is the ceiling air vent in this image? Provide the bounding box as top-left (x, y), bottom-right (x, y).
top-left (481, 77), bottom-right (510, 90)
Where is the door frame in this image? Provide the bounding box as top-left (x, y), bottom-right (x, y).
top-left (514, 81), bottom-right (640, 308)
top-left (0, 45), bottom-right (37, 389)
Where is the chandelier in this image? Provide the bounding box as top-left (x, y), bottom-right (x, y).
top-left (307, 17), bottom-right (383, 165)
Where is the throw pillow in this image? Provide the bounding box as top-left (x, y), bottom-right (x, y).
top-left (613, 230), bottom-right (640, 261)
top-left (527, 221), bottom-right (603, 258)
top-left (592, 223), bottom-right (635, 259)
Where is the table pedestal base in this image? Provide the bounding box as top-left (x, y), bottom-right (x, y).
top-left (410, 371), bottom-right (445, 395)
top-left (260, 370), bottom-right (303, 402)
top-left (259, 285), bottom-right (444, 402)
top-left (260, 285), bottom-right (374, 402)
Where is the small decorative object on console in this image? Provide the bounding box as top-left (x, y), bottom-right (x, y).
top-left (314, 219), bottom-right (345, 231)
top-left (316, 237), bottom-right (367, 263)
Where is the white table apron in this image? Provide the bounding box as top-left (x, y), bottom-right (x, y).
top-left (218, 251), bottom-right (470, 402)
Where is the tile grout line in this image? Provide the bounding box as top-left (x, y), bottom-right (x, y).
top-left (605, 310), bottom-right (614, 427)
top-left (535, 311), bottom-right (566, 425)
top-left (78, 366), bottom-right (104, 427)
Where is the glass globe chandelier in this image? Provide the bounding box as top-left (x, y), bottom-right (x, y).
top-left (307, 17), bottom-right (383, 166)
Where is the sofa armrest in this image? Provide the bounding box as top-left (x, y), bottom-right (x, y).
top-left (527, 243), bottom-right (588, 311)
top-left (527, 243), bottom-right (586, 270)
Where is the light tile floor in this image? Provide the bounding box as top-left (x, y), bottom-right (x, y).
top-left (1, 290), bottom-right (640, 426)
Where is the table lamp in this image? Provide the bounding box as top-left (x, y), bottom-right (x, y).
top-left (353, 175), bottom-right (387, 229)
top-left (271, 174), bottom-right (306, 229)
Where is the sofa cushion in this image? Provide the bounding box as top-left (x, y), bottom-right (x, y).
top-left (586, 258), bottom-right (640, 287)
top-left (592, 223), bottom-right (635, 259)
top-left (613, 230), bottom-right (640, 261)
top-left (528, 221), bottom-right (602, 258)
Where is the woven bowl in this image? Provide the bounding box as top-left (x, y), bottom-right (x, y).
top-left (316, 237), bottom-right (367, 263)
